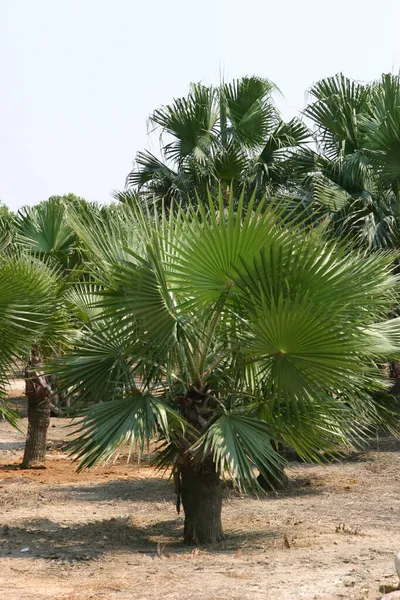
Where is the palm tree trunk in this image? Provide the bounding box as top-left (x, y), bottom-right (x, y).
top-left (21, 393), bottom-right (50, 468)
top-left (180, 463), bottom-right (224, 545)
top-left (21, 347), bottom-right (52, 469)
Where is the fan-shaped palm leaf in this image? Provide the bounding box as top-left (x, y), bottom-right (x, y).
top-left (151, 83), bottom-right (218, 164)
top-left (221, 76), bottom-right (277, 148)
top-left (305, 73), bottom-right (371, 158)
top-left (15, 201), bottom-right (77, 267)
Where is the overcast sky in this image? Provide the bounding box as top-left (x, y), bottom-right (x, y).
top-left (1, 0), bottom-right (400, 210)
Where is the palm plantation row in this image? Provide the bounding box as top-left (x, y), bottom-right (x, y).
top-left (2, 72), bottom-right (400, 544)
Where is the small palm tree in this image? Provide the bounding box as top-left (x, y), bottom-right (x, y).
top-left (0, 240), bottom-right (61, 428)
top-left (55, 191), bottom-right (400, 544)
top-left (0, 197), bottom-right (84, 467)
top-left (127, 77), bottom-right (309, 206)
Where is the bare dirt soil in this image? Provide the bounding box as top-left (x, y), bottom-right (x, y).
top-left (1, 382), bottom-right (400, 599)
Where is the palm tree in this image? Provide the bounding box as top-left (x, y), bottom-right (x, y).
top-left (0, 238), bottom-right (62, 430)
top-left (55, 191), bottom-right (400, 544)
top-left (126, 77), bottom-right (309, 207)
top-left (0, 197), bottom-right (86, 467)
top-left (301, 73), bottom-right (400, 250)
top-left (300, 73), bottom-right (400, 389)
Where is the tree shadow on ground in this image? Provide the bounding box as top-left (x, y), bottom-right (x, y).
top-left (0, 516), bottom-right (182, 561)
top-left (0, 442), bottom-right (25, 451)
top-left (0, 515), bottom-right (279, 561)
top-left (51, 477), bottom-right (175, 504)
top-left (270, 476), bottom-right (325, 499)
top-left (278, 435), bottom-right (400, 468)
top-left (363, 435), bottom-right (400, 453)
top-left (328, 435), bottom-right (400, 463)
top-left (54, 475), bottom-right (324, 506)
top-left (226, 476), bottom-right (324, 503)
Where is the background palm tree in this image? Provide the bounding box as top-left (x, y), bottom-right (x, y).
top-left (0, 238), bottom-right (61, 428)
top-left (126, 77), bottom-right (309, 207)
top-left (301, 73), bottom-right (400, 250)
top-left (54, 191), bottom-right (400, 544)
top-left (0, 196), bottom-right (87, 467)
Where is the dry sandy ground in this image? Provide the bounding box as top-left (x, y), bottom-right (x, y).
top-left (1, 383), bottom-right (400, 599)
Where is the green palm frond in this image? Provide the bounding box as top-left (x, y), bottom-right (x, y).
top-left (0, 253), bottom-right (60, 420)
top-left (305, 73), bottom-right (371, 158)
top-left (212, 143), bottom-right (249, 183)
top-left (191, 410), bottom-right (283, 490)
top-left (127, 150), bottom-right (179, 188)
top-left (260, 118), bottom-right (310, 164)
top-left (69, 388), bottom-right (188, 470)
top-left (363, 73), bottom-right (400, 185)
top-left (151, 83), bottom-right (218, 164)
top-left (15, 201), bottom-right (77, 267)
top-left (126, 151), bottom-right (190, 205)
top-left (254, 393), bottom-right (375, 462)
top-left (309, 172), bottom-right (399, 250)
top-left (64, 283), bottom-right (104, 324)
top-left (65, 199), bottom-right (145, 286)
top-left (168, 190), bottom-right (293, 308)
top-left (301, 72), bottom-right (400, 252)
top-left (0, 229), bottom-right (11, 253)
top-left (221, 76), bottom-right (278, 147)
top-left (52, 322), bottom-right (137, 405)
top-left (312, 177), bottom-right (351, 212)
top-left (242, 294), bottom-right (390, 406)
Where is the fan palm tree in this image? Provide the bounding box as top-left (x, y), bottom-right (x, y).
top-left (302, 73), bottom-right (400, 250)
top-left (0, 239), bottom-right (63, 430)
top-left (126, 77), bottom-right (309, 207)
top-left (54, 190), bottom-right (400, 544)
top-left (0, 197), bottom-right (86, 467)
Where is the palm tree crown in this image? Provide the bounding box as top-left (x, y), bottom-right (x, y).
top-left (54, 191), bottom-right (400, 543)
top-left (302, 73), bottom-right (400, 250)
top-left (127, 77), bottom-right (309, 206)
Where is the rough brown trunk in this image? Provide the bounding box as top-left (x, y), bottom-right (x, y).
top-left (21, 346), bottom-right (52, 469)
top-left (21, 393), bottom-right (50, 468)
top-left (180, 464), bottom-right (224, 545)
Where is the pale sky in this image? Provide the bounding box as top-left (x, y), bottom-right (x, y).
top-left (1, 0), bottom-right (400, 210)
